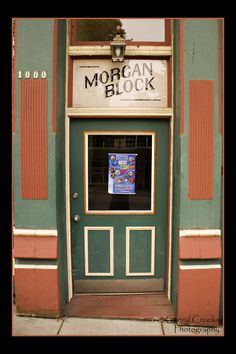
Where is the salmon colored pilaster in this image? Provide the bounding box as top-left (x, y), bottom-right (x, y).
top-left (179, 236), bottom-right (221, 259)
top-left (188, 80), bottom-right (214, 200)
top-left (14, 236), bottom-right (57, 259)
top-left (177, 267), bottom-right (221, 327)
top-left (15, 268), bottom-right (60, 318)
top-left (20, 79), bottom-right (48, 199)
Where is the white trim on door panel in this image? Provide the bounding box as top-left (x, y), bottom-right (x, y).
top-left (126, 226), bottom-right (155, 276)
top-left (84, 226), bottom-right (114, 276)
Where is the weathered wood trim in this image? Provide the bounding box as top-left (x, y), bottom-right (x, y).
top-left (68, 45), bottom-right (172, 57)
top-left (67, 107), bottom-right (173, 117)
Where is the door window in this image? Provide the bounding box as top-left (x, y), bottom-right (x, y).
top-left (84, 131), bottom-right (156, 214)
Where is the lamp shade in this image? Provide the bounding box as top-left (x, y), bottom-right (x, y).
top-left (110, 32), bottom-right (126, 62)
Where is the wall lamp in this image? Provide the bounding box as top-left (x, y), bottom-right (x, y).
top-left (110, 25), bottom-right (126, 62)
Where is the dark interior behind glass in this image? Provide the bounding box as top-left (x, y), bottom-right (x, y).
top-left (88, 135), bottom-right (153, 211)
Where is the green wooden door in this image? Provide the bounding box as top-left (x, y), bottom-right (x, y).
top-left (70, 118), bottom-right (169, 293)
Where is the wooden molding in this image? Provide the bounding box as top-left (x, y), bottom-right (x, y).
top-left (69, 45), bottom-right (172, 57)
top-left (67, 107), bottom-right (173, 117)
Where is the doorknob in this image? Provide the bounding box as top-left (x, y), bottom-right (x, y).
top-left (73, 215), bottom-right (80, 223)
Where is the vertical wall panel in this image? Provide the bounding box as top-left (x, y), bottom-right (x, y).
top-left (179, 19), bottom-right (184, 135)
top-left (20, 79), bottom-right (48, 199)
top-left (188, 80), bottom-right (214, 200)
top-left (218, 20), bottom-right (223, 135)
top-left (12, 19), bottom-right (17, 134)
top-left (52, 19), bottom-right (58, 134)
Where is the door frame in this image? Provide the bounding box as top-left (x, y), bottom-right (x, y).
top-left (65, 21), bottom-right (174, 302)
top-left (66, 113), bottom-right (173, 301)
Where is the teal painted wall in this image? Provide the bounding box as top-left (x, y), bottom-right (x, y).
top-left (13, 19), bottom-right (57, 228)
top-left (171, 19), bottom-right (223, 313)
top-left (177, 19), bottom-right (223, 322)
top-left (13, 19), bottom-right (69, 309)
top-left (180, 19), bottom-right (222, 229)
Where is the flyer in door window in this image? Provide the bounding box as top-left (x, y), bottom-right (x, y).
top-left (108, 153), bottom-right (137, 194)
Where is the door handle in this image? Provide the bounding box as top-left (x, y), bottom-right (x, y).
top-left (73, 215), bottom-right (80, 223)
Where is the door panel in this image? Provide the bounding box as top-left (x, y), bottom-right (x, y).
top-left (128, 227), bottom-right (155, 275)
top-left (70, 118), bottom-right (169, 292)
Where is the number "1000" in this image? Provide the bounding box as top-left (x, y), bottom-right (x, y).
top-left (17, 71), bottom-right (47, 79)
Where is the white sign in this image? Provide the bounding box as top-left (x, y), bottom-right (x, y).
top-left (73, 59), bottom-right (167, 108)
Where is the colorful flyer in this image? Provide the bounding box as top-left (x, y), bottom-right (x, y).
top-left (108, 153), bottom-right (137, 195)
